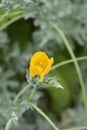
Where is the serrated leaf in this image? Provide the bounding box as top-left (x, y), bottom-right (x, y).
top-left (49, 79), bottom-right (64, 89)
top-left (43, 76), bottom-right (64, 89)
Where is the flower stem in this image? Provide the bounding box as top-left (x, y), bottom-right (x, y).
top-left (14, 84), bottom-right (31, 104)
top-left (51, 56), bottom-right (87, 71)
top-left (29, 86), bottom-right (37, 101)
top-left (29, 80), bottom-right (40, 101)
top-left (30, 102), bottom-right (59, 130)
top-left (50, 21), bottom-right (87, 120)
top-left (5, 119), bottom-right (13, 130)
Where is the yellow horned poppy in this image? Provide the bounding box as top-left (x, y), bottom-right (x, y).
top-left (29, 51), bottom-right (54, 82)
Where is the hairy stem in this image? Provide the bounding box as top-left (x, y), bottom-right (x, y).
top-left (30, 102), bottom-right (59, 130)
top-left (5, 119), bottom-right (13, 130)
top-left (29, 86), bottom-right (37, 101)
top-left (14, 84), bottom-right (31, 104)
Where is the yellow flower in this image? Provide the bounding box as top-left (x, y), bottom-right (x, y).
top-left (29, 51), bottom-right (54, 82)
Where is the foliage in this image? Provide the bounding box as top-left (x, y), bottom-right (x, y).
top-left (0, 0), bottom-right (87, 47)
top-left (0, 0), bottom-right (87, 130)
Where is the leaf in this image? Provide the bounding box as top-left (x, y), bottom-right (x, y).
top-left (43, 76), bottom-right (64, 89)
top-left (49, 79), bottom-right (64, 89)
top-left (0, 69), bottom-right (19, 88)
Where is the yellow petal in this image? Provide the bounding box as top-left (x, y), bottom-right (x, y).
top-left (34, 52), bottom-right (49, 67)
top-left (31, 52), bottom-right (44, 64)
top-left (40, 57), bottom-right (54, 82)
top-left (43, 57), bottom-right (54, 74)
top-left (40, 74), bottom-right (44, 82)
top-left (29, 51), bottom-right (54, 82)
top-left (29, 66), bottom-right (35, 77)
top-left (30, 63), bottom-right (43, 77)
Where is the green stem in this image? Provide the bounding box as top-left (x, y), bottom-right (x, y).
top-left (29, 80), bottom-right (40, 101)
top-left (51, 56), bottom-right (87, 71)
top-left (50, 21), bottom-right (87, 119)
top-left (0, 10), bottom-right (26, 17)
top-left (14, 84), bottom-right (31, 104)
top-left (30, 102), bottom-right (59, 130)
top-left (0, 14), bottom-right (24, 31)
top-left (63, 126), bottom-right (87, 130)
top-left (0, 10), bottom-right (10, 22)
top-left (5, 119), bottom-right (13, 130)
top-left (29, 86), bottom-right (37, 101)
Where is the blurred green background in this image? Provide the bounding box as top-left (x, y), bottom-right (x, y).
top-left (0, 0), bottom-right (87, 130)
